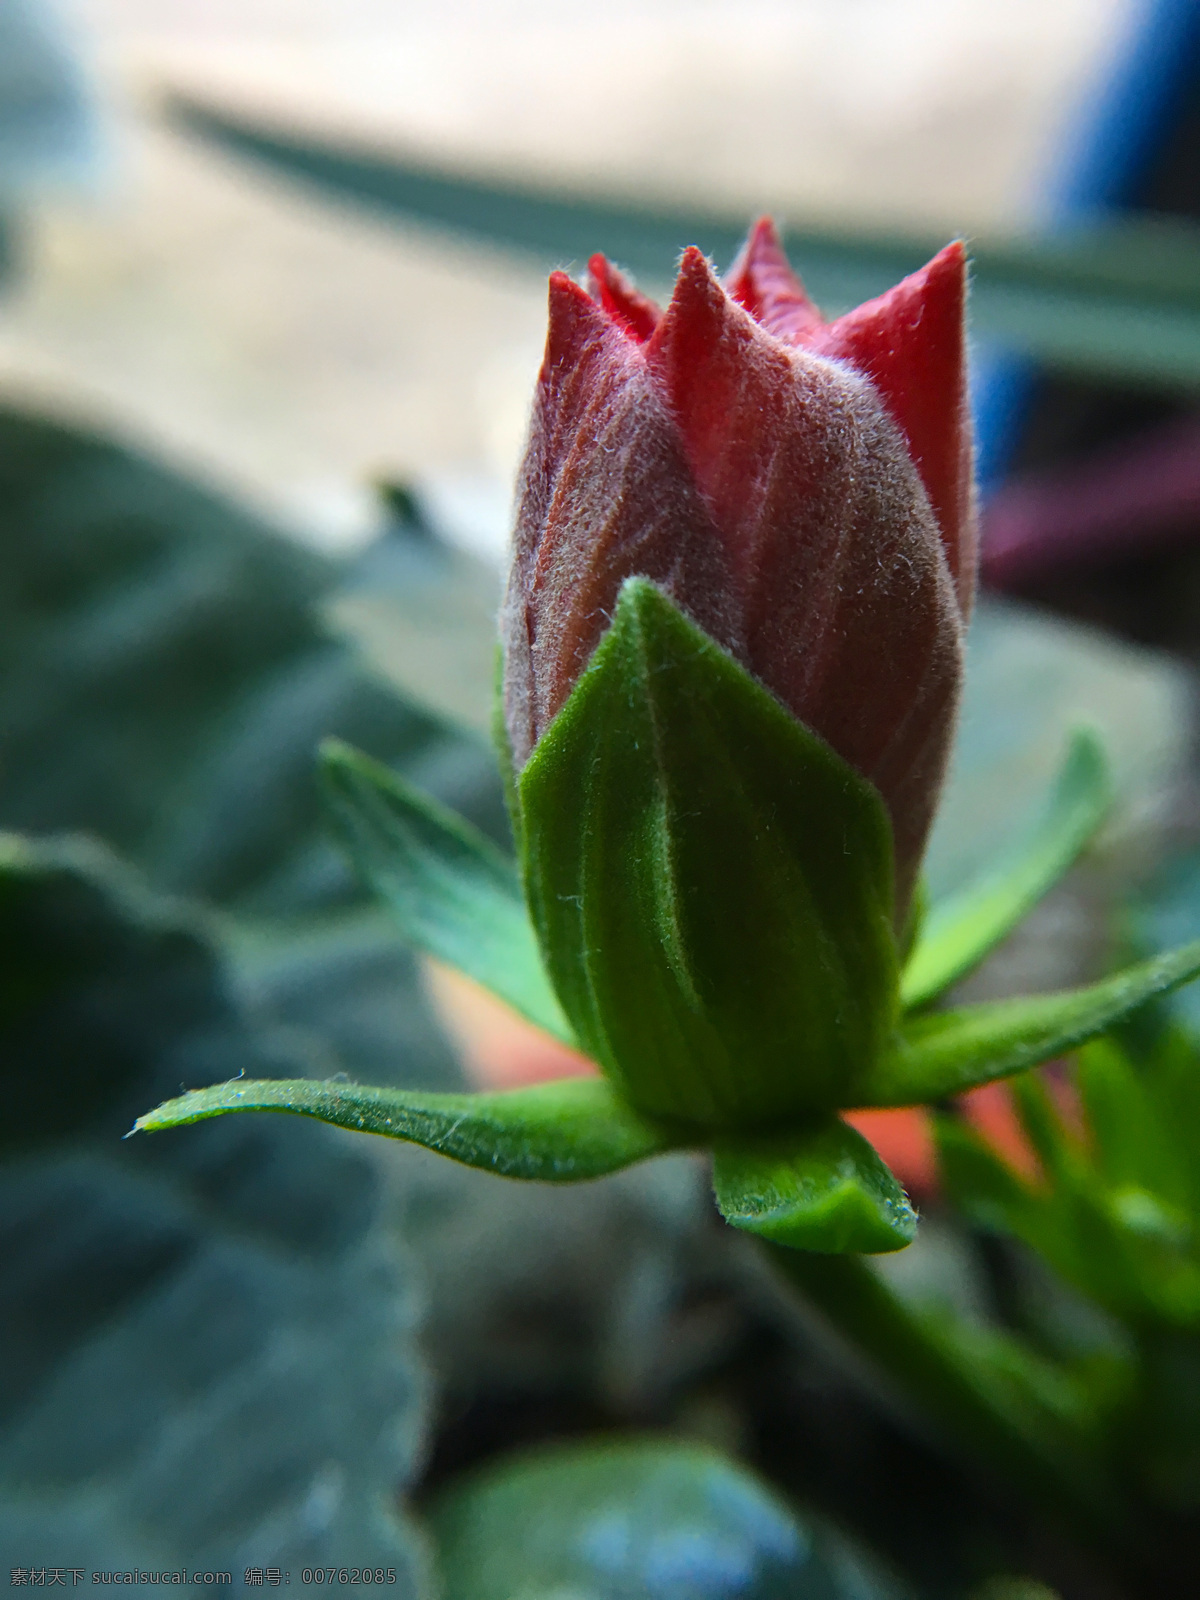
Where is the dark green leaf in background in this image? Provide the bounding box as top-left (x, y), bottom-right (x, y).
top-left (0, 404), bottom-right (510, 1576)
top-left (0, 834), bottom-right (427, 1580)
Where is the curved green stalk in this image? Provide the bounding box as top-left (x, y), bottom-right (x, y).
top-left (767, 1247), bottom-right (1131, 1554)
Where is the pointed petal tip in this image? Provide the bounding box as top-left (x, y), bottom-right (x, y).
top-left (587, 252), bottom-right (662, 342)
top-left (547, 267), bottom-right (612, 331)
top-left (673, 245), bottom-right (731, 311)
top-left (724, 216), bottom-right (821, 341)
top-left (678, 242), bottom-right (715, 279)
top-left (921, 238), bottom-right (968, 293)
top-left (548, 268), bottom-right (590, 306)
top-left (543, 269), bottom-right (625, 376)
top-left (886, 239), bottom-right (968, 322)
top-left (647, 245), bottom-right (741, 370)
top-left (743, 215), bottom-right (788, 266)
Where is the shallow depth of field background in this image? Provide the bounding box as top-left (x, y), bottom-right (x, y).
top-left (4, 3), bottom-right (1200, 1597)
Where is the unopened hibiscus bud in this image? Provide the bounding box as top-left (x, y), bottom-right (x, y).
top-left (502, 221), bottom-right (973, 915)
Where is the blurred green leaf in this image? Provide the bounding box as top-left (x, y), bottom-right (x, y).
top-left (171, 97), bottom-right (1200, 391)
top-left (0, 401), bottom-right (515, 1106)
top-left (1075, 1038), bottom-right (1183, 1200)
top-left (519, 579), bottom-right (897, 1130)
top-left (320, 737), bottom-right (573, 1042)
top-left (933, 1115), bottom-right (1055, 1261)
top-left (938, 1056), bottom-right (1200, 1330)
top-left (0, 403), bottom-right (505, 919)
top-left (429, 1436), bottom-right (887, 1600)
top-left (713, 1118), bottom-right (917, 1255)
top-left (903, 730), bottom-right (1111, 1010)
top-left (136, 1073), bottom-right (683, 1182)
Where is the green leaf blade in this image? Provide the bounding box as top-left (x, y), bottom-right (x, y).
top-left (171, 97), bottom-right (1200, 390)
top-left (519, 579), bottom-right (898, 1131)
top-left (903, 728), bottom-right (1111, 1010)
top-left (865, 939), bottom-right (1200, 1106)
top-left (320, 739), bottom-right (573, 1043)
top-left (712, 1116), bottom-right (917, 1254)
top-left (134, 1073), bottom-right (683, 1182)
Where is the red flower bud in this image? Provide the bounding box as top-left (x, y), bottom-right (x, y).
top-left (502, 221), bottom-right (974, 915)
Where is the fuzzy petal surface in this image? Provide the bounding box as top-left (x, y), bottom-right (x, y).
top-left (502, 272), bottom-right (741, 767)
top-left (645, 248), bottom-right (962, 911)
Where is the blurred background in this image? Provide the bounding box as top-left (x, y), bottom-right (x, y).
top-left (3, 2), bottom-right (1200, 1597)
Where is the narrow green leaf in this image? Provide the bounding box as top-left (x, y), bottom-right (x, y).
top-left (934, 1113), bottom-right (1044, 1239)
top-left (320, 739), bottom-right (573, 1043)
top-left (712, 1116), bottom-right (917, 1254)
top-left (133, 1074), bottom-right (683, 1181)
top-left (1076, 1038), bottom-right (1190, 1204)
top-left (171, 96), bottom-right (1200, 390)
top-left (519, 578), bottom-right (897, 1130)
top-left (862, 940), bottom-right (1200, 1106)
top-left (903, 729), bottom-right (1111, 1010)
top-left (1009, 1072), bottom-right (1076, 1181)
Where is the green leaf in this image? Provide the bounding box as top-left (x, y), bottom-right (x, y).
top-left (519, 578), bottom-right (898, 1131)
top-left (1075, 1038), bottom-right (1189, 1204)
top-left (134, 1073), bottom-right (683, 1182)
top-left (934, 1113), bottom-right (1044, 1239)
top-left (320, 738), bottom-right (573, 1043)
top-left (428, 1436), bottom-right (869, 1600)
top-left (172, 96), bottom-right (1200, 391)
top-left (0, 403), bottom-right (509, 920)
top-left (712, 1116), bottom-right (917, 1255)
top-left (903, 729), bottom-right (1111, 1010)
top-left (863, 940), bottom-right (1200, 1106)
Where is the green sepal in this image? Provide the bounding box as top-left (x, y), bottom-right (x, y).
top-left (132, 1074), bottom-right (683, 1181)
top-left (518, 578), bottom-right (898, 1130)
top-left (861, 938), bottom-right (1200, 1106)
top-left (902, 729), bottom-right (1111, 1010)
top-left (712, 1115), bottom-right (917, 1254)
top-left (319, 738), bottom-right (573, 1043)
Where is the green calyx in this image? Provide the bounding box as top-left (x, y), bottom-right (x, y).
top-left (517, 577), bottom-right (899, 1130)
top-left (135, 583), bottom-right (1200, 1258)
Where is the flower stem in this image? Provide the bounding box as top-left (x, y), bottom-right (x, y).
top-left (766, 1246), bottom-right (1129, 1554)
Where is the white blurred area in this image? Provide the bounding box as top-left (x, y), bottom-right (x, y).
top-left (0, 0), bottom-right (1145, 556)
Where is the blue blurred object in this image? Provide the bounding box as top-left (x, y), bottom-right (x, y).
top-left (0, 0), bottom-right (100, 281)
top-left (973, 0), bottom-right (1200, 486)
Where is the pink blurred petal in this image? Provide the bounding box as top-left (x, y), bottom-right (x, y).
top-left (982, 413), bottom-right (1200, 589)
top-left (423, 959), bottom-right (596, 1092)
